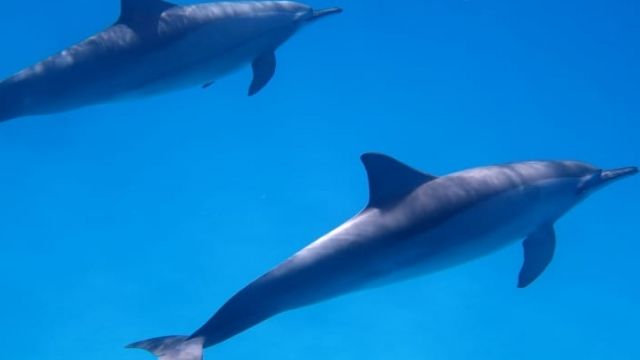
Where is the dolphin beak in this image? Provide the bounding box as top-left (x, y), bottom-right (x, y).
top-left (307, 7), bottom-right (343, 22)
top-left (578, 167), bottom-right (637, 194)
top-left (601, 167), bottom-right (639, 183)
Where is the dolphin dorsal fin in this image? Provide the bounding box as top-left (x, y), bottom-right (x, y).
top-left (361, 153), bottom-right (437, 209)
top-left (118, 0), bottom-right (176, 32)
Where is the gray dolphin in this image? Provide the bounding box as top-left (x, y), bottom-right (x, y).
top-left (0, 0), bottom-right (342, 122)
top-left (128, 153), bottom-right (637, 360)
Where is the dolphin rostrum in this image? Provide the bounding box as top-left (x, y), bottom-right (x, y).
top-left (128, 154), bottom-right (637, 359)
top-left (0, 0), bottom-right (342, 122)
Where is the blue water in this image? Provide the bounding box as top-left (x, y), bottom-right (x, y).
top-left (0, 1), bottom-right (638, 359)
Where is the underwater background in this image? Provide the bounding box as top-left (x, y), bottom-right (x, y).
top-left (0, 0), bottom-right (638, 359)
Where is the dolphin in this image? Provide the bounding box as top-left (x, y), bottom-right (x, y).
top-left (128, 154), bottom-right (637, 359)
top-left (0, 0), bottom-right (342, 122)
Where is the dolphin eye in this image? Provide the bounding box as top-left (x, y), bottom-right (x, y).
top-left (577, 171), bottom-right (602, 195)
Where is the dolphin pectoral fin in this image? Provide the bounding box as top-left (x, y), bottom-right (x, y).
top-left (361, 153), bottom-right (438, 208)
top-left (518, 224), bottom-right (556, 288)
top-left (248, 52), bottom-right (277, 96)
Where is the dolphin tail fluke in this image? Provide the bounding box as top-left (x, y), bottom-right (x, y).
top-left (127, 335), bottom-right (204, 360)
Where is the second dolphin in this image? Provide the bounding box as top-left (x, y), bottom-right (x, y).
top-left (0, 0), bottom-right (342, 122)
top-left (128, 153), bottom-right (637, 360)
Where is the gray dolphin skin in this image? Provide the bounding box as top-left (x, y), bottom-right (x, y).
top-left (128, 153), bottom-right (637, 360)
top-left (0, 0), bottom-right (342, 122)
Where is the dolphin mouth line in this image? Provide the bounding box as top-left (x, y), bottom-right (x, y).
top-left (308, 7), bottom-right (343, 22)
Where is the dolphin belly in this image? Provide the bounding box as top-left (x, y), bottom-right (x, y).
top-left (0, 6), bottom-right (300, 121)
top-left (193, 188), bottom-right (554, 347)
top-left (364, 184), bottom-right (577, 288)
top-left (125, 23), bottom-right (296, 97)
top-left (0, 29), bottom-right (271, 120)
top-left (174, 173), bottom-right (581, 350)
top-left (187, 188), bottom-right (545, 347)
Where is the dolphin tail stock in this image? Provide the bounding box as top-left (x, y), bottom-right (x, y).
top-left (127, 335), bottom-right (204, 360)
top-left (0, 82), bottom-right (21, 123)
top-left (0, 102), bottom-right (15, 123)
top-left (0, 87), bottom-right (13, 122)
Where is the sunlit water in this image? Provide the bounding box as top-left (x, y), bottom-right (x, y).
top-left (0, 1), bottom-right (638, 359)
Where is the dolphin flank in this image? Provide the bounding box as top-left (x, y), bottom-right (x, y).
top-left (127, 153), bottom-right (637, 360)
top-left (0, 0), bottom-right (342, 122)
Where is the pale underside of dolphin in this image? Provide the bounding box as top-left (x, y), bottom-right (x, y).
top-left (0, 0), bottom-right (342, 122)
top-left (128, 153), bottom-right (637, 360)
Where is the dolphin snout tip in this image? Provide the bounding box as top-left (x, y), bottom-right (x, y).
top-left (602, 167), bottom-right (639, 182)
top-left (307, 7), bottom-right (343, 22)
